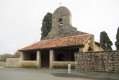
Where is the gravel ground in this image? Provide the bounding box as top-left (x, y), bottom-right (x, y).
top-left (0, 68), bottom-right (119, 80)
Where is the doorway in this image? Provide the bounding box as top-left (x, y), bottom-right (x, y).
top-left (41, 51), bottom-right (49, 68)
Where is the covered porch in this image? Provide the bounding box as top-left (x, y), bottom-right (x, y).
top-left (19, 34), bottom-right (92, 69)
top-left (20, 47), bottom-right (79, 69)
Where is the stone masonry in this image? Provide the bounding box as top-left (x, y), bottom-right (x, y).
top-left (43, 6), bottom-right (86, 40)
top-left (75, 51), bottom-right (119, 73)
top-left (6, 58), bottom-right (20, 68)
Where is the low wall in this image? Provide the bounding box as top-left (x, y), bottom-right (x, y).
top-left (21, 61), bottom-right (38, 68)
top-left (6, 58), bottom-right (20, 68)
top-left (75, 51), bottom-right (119, 73)
top-left (53, 61), bottom-right (75, 69)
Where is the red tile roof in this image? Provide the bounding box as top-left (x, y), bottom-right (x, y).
top-left (19, 34), bottom-right (92, 51)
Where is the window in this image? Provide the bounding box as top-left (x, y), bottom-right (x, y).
top-left (58, 18), bottom-right (63, 30)
top-left (88, 43), bottom-right (93, 51)
top-left (58, 18), bottom-right (63, 23)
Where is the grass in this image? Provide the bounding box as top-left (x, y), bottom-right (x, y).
top-left (0, 63), bottom-right (6, 66)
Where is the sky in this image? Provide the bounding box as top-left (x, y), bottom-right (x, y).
top-left (0, 0), bottom-right (119, 54)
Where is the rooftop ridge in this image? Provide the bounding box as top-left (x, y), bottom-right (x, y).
top-left (19, 34), bottom-right (93, 51)
top-left (41, 33), bottom-right (92, 41)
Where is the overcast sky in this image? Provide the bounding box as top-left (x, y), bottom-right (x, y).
top-left (0, 0), bottom-right (119, 54)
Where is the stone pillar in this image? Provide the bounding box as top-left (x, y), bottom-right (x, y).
top-left (50, 50), bottom-right (54, 69)
top-left (20, 51), bottom-right (24, 61)
top-left (19, 51), bottom-right (24, 67)
top-left (37, 51), bottom-right (41, 68)
top-left (74, 52), bottom-right (79, 70)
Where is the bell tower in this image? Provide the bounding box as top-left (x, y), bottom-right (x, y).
top-left (43, 6), bottom-right (85, 40)
top-left (51, 6), bottom-right (74, 32)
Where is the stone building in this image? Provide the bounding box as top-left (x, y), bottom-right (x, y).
top-left (18, 6), bottom-right (103, 69)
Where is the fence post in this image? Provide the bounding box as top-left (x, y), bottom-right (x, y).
top-left (68, 64), bottom-right (71, 74)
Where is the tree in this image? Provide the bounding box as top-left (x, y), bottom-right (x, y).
top-left (100, 31), bottom-right (113, 50)
top-left (41, 12), bottom-right (52, 40)
top-left (13, 51), bottom-right (21, 58)
top-left (115, 27), bottom-right (119, 50)
top-left (0, 54), bottom-right (13, 62)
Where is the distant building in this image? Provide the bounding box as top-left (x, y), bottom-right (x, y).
top-left (18, 6), bottom-right (103, 69)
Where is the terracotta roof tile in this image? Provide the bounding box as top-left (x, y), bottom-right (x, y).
top-left (19, 34), bottom-right (92, 51)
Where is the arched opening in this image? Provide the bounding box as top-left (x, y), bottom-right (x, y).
top-left (58, 18), bottom-right (63, 30)
top-left (58, 18), bottom-right (63, 23)
top-left (88, 43), bottom-right (93, 51)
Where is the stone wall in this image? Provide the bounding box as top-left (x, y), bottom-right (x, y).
top-left (75, 51), bottom-right (119, 73)
top-left (53, 61), bottom-right (75, 69)
top-left (21, 61), bottom-right (38, 68)
top-left (6, 58), bottom-right (20, 68)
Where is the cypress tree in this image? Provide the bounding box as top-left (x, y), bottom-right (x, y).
top-left (115, 27), bottom-right (119, 50)
top-left (41, 12), bottom-right (52, 40)
top-left (100, 31), bottom-right (113, 50)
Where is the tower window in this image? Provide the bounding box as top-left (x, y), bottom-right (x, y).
top-left (58, 18), bottom-right (63, 30)
top-left (58, 18), bottom-right (63, 23)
